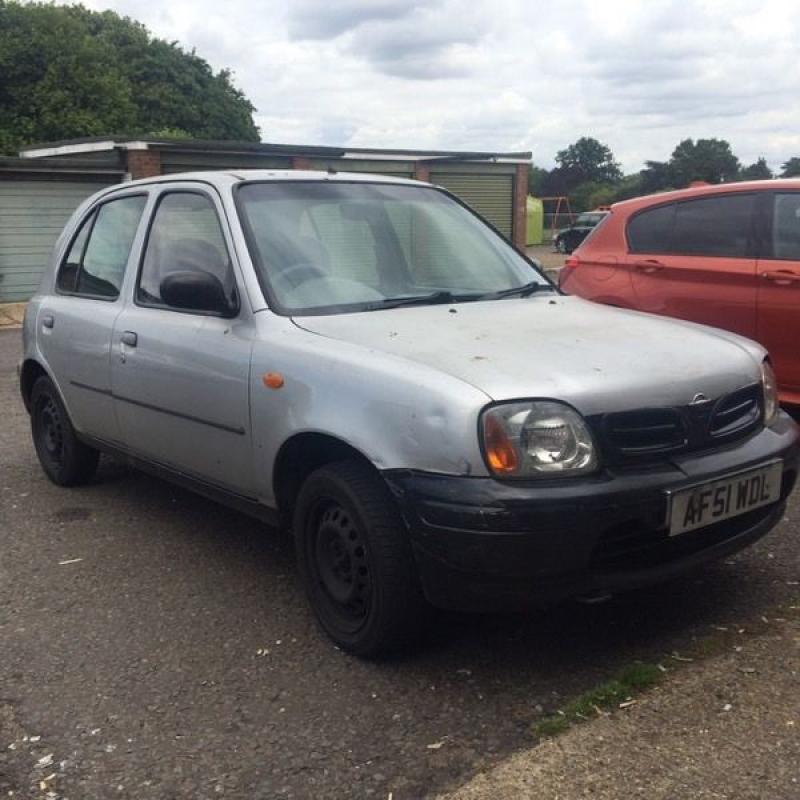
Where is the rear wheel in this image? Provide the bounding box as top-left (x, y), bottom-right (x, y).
top-left (30, 376), bottom-right (99, 486)
top-left (556, 238), bottom-right (568, 254)
top-left (294, 460), bottom-right (425, 657)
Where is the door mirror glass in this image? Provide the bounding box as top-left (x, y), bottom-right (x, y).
top-left (159, 270), bottom-right (233, 315)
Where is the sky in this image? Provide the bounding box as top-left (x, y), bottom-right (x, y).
top-left (66, 0), bottom-right (800, 174)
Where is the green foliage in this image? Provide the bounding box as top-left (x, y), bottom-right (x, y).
top-left (639, 160), bottom-right (675, 194)
top-left (669, 138), bottom-right (740, 185)
top-left (738, 157), bottom-right (773, 181)
top-left (570, 181), bottom-right (616, 212)
top-left (532, 662), bottom-right (664, 740)
top-left (555, 137), bottom-right (623, 187)
top-left (0, 1), bottom-right (259, 154)
top-left (528, 164), bottom-right (549, 196)
top-left (781, 157), bottom-right (800, 177)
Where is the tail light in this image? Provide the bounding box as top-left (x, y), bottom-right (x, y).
top-left (558, 255), bottom-right (579, 289)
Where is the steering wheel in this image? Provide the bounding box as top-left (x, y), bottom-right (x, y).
top-left (278, 262), bottom-right (328, 289)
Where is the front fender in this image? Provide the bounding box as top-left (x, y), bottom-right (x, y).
top-left (249, 318), bottom-right (491, 506)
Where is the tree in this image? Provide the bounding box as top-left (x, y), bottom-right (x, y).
top-left (738, 157), bottom-right (773, 181)
top-left (0, 1), bottom-right (259, 154)
top-left (639, 160), bottom-right (675, 194)
top-left (555, 137), bottom-right (622, 188)
top-left (781, 157), bottom-right (800, 177)
top-left (570, 181), bottom-right (616, 212)
top-left (528, 164), bottom-right (549, 196)
top-left (668, 138), bottom-right (740, 185)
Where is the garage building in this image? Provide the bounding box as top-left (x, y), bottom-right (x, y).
top-left (1, 137), bottom-right (530, 302)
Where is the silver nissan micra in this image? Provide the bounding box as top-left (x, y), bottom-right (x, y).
top-left (20, 171), bottom-right (800, 656)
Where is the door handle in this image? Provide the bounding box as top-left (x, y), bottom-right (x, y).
top-left (42, 313), bottom-right (54, 329)
top-left (762, 270), bottom-right (799, 285)
top-left (120, 331), bottom-right (138, 347)
top-left (633, 260), bottom-right (665, 273)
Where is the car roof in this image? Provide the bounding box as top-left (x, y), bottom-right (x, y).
top-left (108, 169), bottom-right (426, 192)
top-left (612, 178), bottom-right (800, 214)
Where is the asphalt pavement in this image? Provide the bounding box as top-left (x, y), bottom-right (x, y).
top-left (1, 328), bottom-right (799, 799)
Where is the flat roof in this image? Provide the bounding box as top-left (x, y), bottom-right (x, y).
top-left (0, 155), bottom-right (125, 175)
top-left (19, 136), bottom-right (531, 164)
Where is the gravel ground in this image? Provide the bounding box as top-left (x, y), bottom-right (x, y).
top-left (525, 243), bottom-right (566, 273)
top-left (442, 613), bottom-right (800, 799)
top-left (1, 328), bottom-right (798, 799)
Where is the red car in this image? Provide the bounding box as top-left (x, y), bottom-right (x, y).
top-left (560, 180), bottom-right (800, 406)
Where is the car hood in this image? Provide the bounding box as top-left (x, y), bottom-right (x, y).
top-left (292, 295), bottom-right (764, 415)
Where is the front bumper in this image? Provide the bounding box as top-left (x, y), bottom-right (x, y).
top-left (384, 413), bottom-right (800, 611)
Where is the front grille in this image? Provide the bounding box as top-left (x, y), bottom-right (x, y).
top-left (603, 408), bottom-right (686, 457)
top-left (710, 383), bottom-right (761, 438)
top-left (594, 383), bottom-right (763, 464)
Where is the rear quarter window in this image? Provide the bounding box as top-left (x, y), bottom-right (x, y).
top-left (627, 203), bottom-right (676, 253)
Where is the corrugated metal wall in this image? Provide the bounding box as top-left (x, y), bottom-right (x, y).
top-left (0, 178), bottom-right (116, 302)
top-left (160, 151), bottom-right (292, 174)
top-left (430, 173), bottom-right (514, 238)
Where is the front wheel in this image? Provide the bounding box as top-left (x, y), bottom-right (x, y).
top-left (294, 460), bottom-right (426, 657)
top-left (556, 238), bottom-right (568, 254)
top-left (30, 375), bottom-right (99, 486)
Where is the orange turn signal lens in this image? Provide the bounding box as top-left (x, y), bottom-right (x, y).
top-left (262, 372), bottom-right (284, 389)
top-left (483, 414), bottom-right (518, 474)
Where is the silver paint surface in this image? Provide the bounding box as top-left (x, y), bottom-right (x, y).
top-left (23, 170), bottom-right (769, 509)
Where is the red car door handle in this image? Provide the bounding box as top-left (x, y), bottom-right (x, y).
top-left (633, 260), bottom-right (665, 273)
top-left (762, 270), bottom-right (800, 285)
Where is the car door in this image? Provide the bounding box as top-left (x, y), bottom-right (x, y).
top-left (757, 191), bottom-right (800, 398)
top-left (626, 194), bottom-right (759, 338)
top-left (35, 191), bottom-right (148, 443)
top-left (110, 185), bottom-right (256, 495)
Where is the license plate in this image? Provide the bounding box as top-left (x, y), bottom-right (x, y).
top-left (668, 461), bottom-right (783, 537)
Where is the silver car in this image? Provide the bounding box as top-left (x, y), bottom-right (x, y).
top-left (20, 171), bottom-right (800, 656)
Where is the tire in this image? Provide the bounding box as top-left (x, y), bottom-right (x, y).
top-left (294, 460), bottom-right (426, 657)
top-left (30, 375), bottom-right (99, 487)
top-left (556, 238), bottom-right (567, 254)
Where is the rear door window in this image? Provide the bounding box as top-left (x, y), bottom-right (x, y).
top-left (771, 193), bottom-right (800, 260)
top-left (671, 194), bottom-right (755, 258)
top-left (57, 194), bottom-right (147, 298)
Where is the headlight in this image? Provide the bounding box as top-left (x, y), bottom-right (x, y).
top-left (761, 360), bottom-right (779, 425)
top-left (481, 401), bottom-right (598, 477)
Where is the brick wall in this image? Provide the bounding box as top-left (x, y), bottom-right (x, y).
top-left (126, 149), bottom-right (162, 180)
top-left (512, 163), bottom-right (528, 252)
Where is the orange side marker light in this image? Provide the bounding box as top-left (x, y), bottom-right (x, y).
top-left (263, 372), bottom-right (285, 389)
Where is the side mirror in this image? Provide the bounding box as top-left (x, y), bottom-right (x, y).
top-left (159, 270), bottom-right (235, 316)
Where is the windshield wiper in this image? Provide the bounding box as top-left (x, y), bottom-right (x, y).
top-left (478, 281), bottom-right (554, 301)
top-left (364, 290), bottom-right (464, 311)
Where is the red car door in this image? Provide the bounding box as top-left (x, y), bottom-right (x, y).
top-left (757, 191), bottom-right (800, 403)
top-left (627, 193), bottom-right (759, 339)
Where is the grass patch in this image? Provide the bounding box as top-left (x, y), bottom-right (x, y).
top-left (533, 662), bottom-right (664, 739)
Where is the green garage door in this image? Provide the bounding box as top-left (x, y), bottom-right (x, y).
top-left (430, 173), bottom-right (513, 239)
top-left (0, 178), bottom-right (116, 302)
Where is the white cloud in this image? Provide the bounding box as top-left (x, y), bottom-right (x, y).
top-left (65, 0), bottom-right (800, 173)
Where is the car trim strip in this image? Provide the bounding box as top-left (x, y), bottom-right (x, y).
top-left (70, 380), bottom-right (246, 436)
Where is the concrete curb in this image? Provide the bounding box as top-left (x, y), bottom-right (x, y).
top-left (0, 302), bottom-right (26, 330)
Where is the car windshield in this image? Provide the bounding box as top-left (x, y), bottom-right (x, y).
top-left (236, 181), bottom-right (551, 315)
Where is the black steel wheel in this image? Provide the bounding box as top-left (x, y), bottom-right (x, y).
top-left (30, 376), bottom-right (99, 486)
top-left (312, 500), bottom-right (372, 632)
top-left (294, 460), bottom-right (426, 657)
